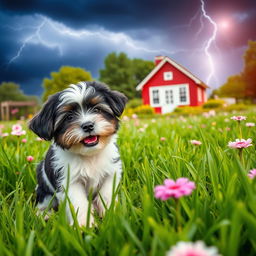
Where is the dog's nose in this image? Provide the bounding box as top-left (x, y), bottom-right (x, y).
top-left (81, 122), bottom-right (94, 132)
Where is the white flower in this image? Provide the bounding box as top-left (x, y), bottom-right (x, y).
top-left (246, 122), bottom-right (255, 127)
top-left (166, 241), bottom-right (220, 256)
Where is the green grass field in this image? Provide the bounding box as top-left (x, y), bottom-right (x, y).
top-left (0, 111), bottom-right (256, 256)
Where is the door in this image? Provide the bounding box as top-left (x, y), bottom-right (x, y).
top-left (162, 88), bottom-right (176, 113)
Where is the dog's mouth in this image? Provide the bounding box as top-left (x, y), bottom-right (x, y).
top-left (81, 135), bottom-right (99, 147)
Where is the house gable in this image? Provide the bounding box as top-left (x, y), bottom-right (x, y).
top-left (136, 56), bottom-right (208, 91)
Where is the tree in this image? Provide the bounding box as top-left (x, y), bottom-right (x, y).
top-left (217, 75), bottom-right (246, 103)
top-left (42, 66), bottom-right (93, 101)
top-left (242, 41), bottom-right (256, 98)
top-left (0, 82), bottom-right (30, 103)
top-left (131, 58), bottom-right (155, 97)
top-left (99, 52), bottom-right (154, 99)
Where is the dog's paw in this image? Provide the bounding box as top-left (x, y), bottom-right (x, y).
top-left (93, 197), bottom-right (107, 218)
top-left (77, 214), bottom-right (95, 228)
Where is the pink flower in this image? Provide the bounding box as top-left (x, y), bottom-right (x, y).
top-left (208, 110), bottom-right (216, 117)
top-left (21, 138), bottom-right (27, 143)
top-left (26, 156), bottom-right (34, 162)
top-left (138, 128), bottom-right (145, 132)
top-left (225, 127), bottom-right (231, 131)
top-left (11, 124), bottom-right (26, 136)
top-left (122, 115), bottom-right (130, 121)
top-left (190, 140), bottom-right (202, 146)
top-left (228, 138), bottom-right (252, 149)
top-left (11, 130), bottom-right (26, 136)
top-left (188, 125), bottom-right (193, 129)
top-left (134, 120), bottom-right (140, 127)
top-left (231, 116), bottom-right (246, 121)
top-left (11, 108), bottom-right (19, 115)
top-left (1, 133), bottom-right (9, 137)
top-left (248, 169), bottom-right (256, 179)
top-left (0, 124), bottom-right (4, 129)
top-left (246, 122), bottom-right (255, 127)
top-left (12, 124), bottom-right (22, 132)
top-left (132, 114), bottom-right (138, 119)
top-left (160, 137), bottom-right (166, 141)
top-left (166, 241), bottom-right (220, 256)
top-left (154, 178), bottom-right (196, 200)
top-left (202, 112), bottom-right (210, 118)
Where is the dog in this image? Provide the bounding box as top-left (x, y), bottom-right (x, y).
top-left (29, 81), bottom-right (127, 226)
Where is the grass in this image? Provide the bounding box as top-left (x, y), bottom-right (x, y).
top-left (0, 111), bottom-right (256, 256)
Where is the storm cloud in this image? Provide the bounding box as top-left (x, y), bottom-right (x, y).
top-left (0, 0), bottom-right (255, 96)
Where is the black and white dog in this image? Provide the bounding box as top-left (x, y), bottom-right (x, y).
top-left (29, 81), bottom-right (127, 226)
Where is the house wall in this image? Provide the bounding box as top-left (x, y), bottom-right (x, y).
top-left (142, 62), bottom-right (204, 113)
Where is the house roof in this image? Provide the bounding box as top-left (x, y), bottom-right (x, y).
top-left (136, 56), bottom-right (209, 91)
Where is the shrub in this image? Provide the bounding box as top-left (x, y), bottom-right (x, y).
top-left (202, 99), bottom-right (225, 109)
top-left (133, 105), bottom-right (155, 115)
top-left (225, 104), bottom-right (249, 112)
top-left (173, 106), bottom-right (204, 115)
top-left (122, 107), bottom-right (134, 117)
top-left (126, 98), bottom-right (143, 109)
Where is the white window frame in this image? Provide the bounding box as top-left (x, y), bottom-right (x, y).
top-left (149, 84), bottom-right (190, 107)
top-left (198, 87), bottom-right (202, 102)
top-left (151, 88), bottom-right (160, 106)
top-left (203, 90), bottom-right (207, 102)
top-left (163, 71), bottom-right (173, 81)
top-left (165, 89), bottom-right (174, 104)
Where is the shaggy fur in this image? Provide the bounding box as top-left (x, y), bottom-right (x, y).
top-left (29, 81), bottom-right (127, 226)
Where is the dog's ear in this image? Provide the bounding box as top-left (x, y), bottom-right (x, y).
top-left (106, 90), bottom-right (128, 117)
top-left (29, 93), bottom-right (60, 140)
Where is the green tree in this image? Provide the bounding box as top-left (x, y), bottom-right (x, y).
top-left (217, 75), bottom-right (246, 103)
top-left (42, 66), bottom-right (93, 101)
top-left (99, 52), bottom-right (154, 99)
top-left (0, 82), bottom-right (29, 103)
top-left (242, 41), bottom-right (256, 98)
top-left (131, 58), bottom-right (155, 97)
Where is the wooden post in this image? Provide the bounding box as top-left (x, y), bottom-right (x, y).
top-left (0, 104), bottom-right (4, 121)
top-left (6, 103), bottom-right (10, 121)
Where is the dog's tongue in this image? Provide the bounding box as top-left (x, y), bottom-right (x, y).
top-left (84, 135), bottom-right (98, 144)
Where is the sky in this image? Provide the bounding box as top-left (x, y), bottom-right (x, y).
top-left (0, 0), bottom-right (255, 96)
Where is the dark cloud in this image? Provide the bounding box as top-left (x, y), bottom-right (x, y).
top-left (0, 0), bottom-right (255, 96)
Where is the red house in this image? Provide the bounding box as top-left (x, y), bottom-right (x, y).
top-left (136, 56), bottom-right (209, 114)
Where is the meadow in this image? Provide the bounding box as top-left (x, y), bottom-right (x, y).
top-left (0, 110), bottom-right (256, 256)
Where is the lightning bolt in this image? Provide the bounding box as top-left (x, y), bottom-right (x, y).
top-left (194, 13), bottom-right (205, 40)
top-left (7, 16), bottom-right (62, 66)
top-left (46, 18), bottom-right (186, 55)
top-left (8, 15), bottom-right (193, 66)
top-left (200, 0), bottom-right (218, 85)
top-left (6, 5), bottom-right (220, 88)
top-left (7, 14), bottom-right (194, 67)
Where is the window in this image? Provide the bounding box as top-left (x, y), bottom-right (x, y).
top-left (164, 72), bottom-right (173, 81)
top-left (152, 89), bottom-right (160, 104)
top-left (198, 87), bottom-right (202, 102)
top-left (165, 90), bottom-right (174, 104)
top-left (179, 87), bottom-right (187, 102)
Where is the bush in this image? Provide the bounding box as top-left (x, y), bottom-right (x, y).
top-left (122, 107), bottom-right (134, 117)
top-left (173, 106), bottom-right (204, 115)
top-left (126, 98), bottom-right (142, 109)
top-left (133, 105), bottom-right (155, 115)
top-left (225, 104), bottom-right (249, 112)
top-left (202, 99), bottom-right (225, 109)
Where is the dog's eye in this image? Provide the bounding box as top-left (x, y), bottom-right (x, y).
top-left (94, 107), bottom-right (101, 113)
top-left (66, 114), bottom-right (73, 121)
